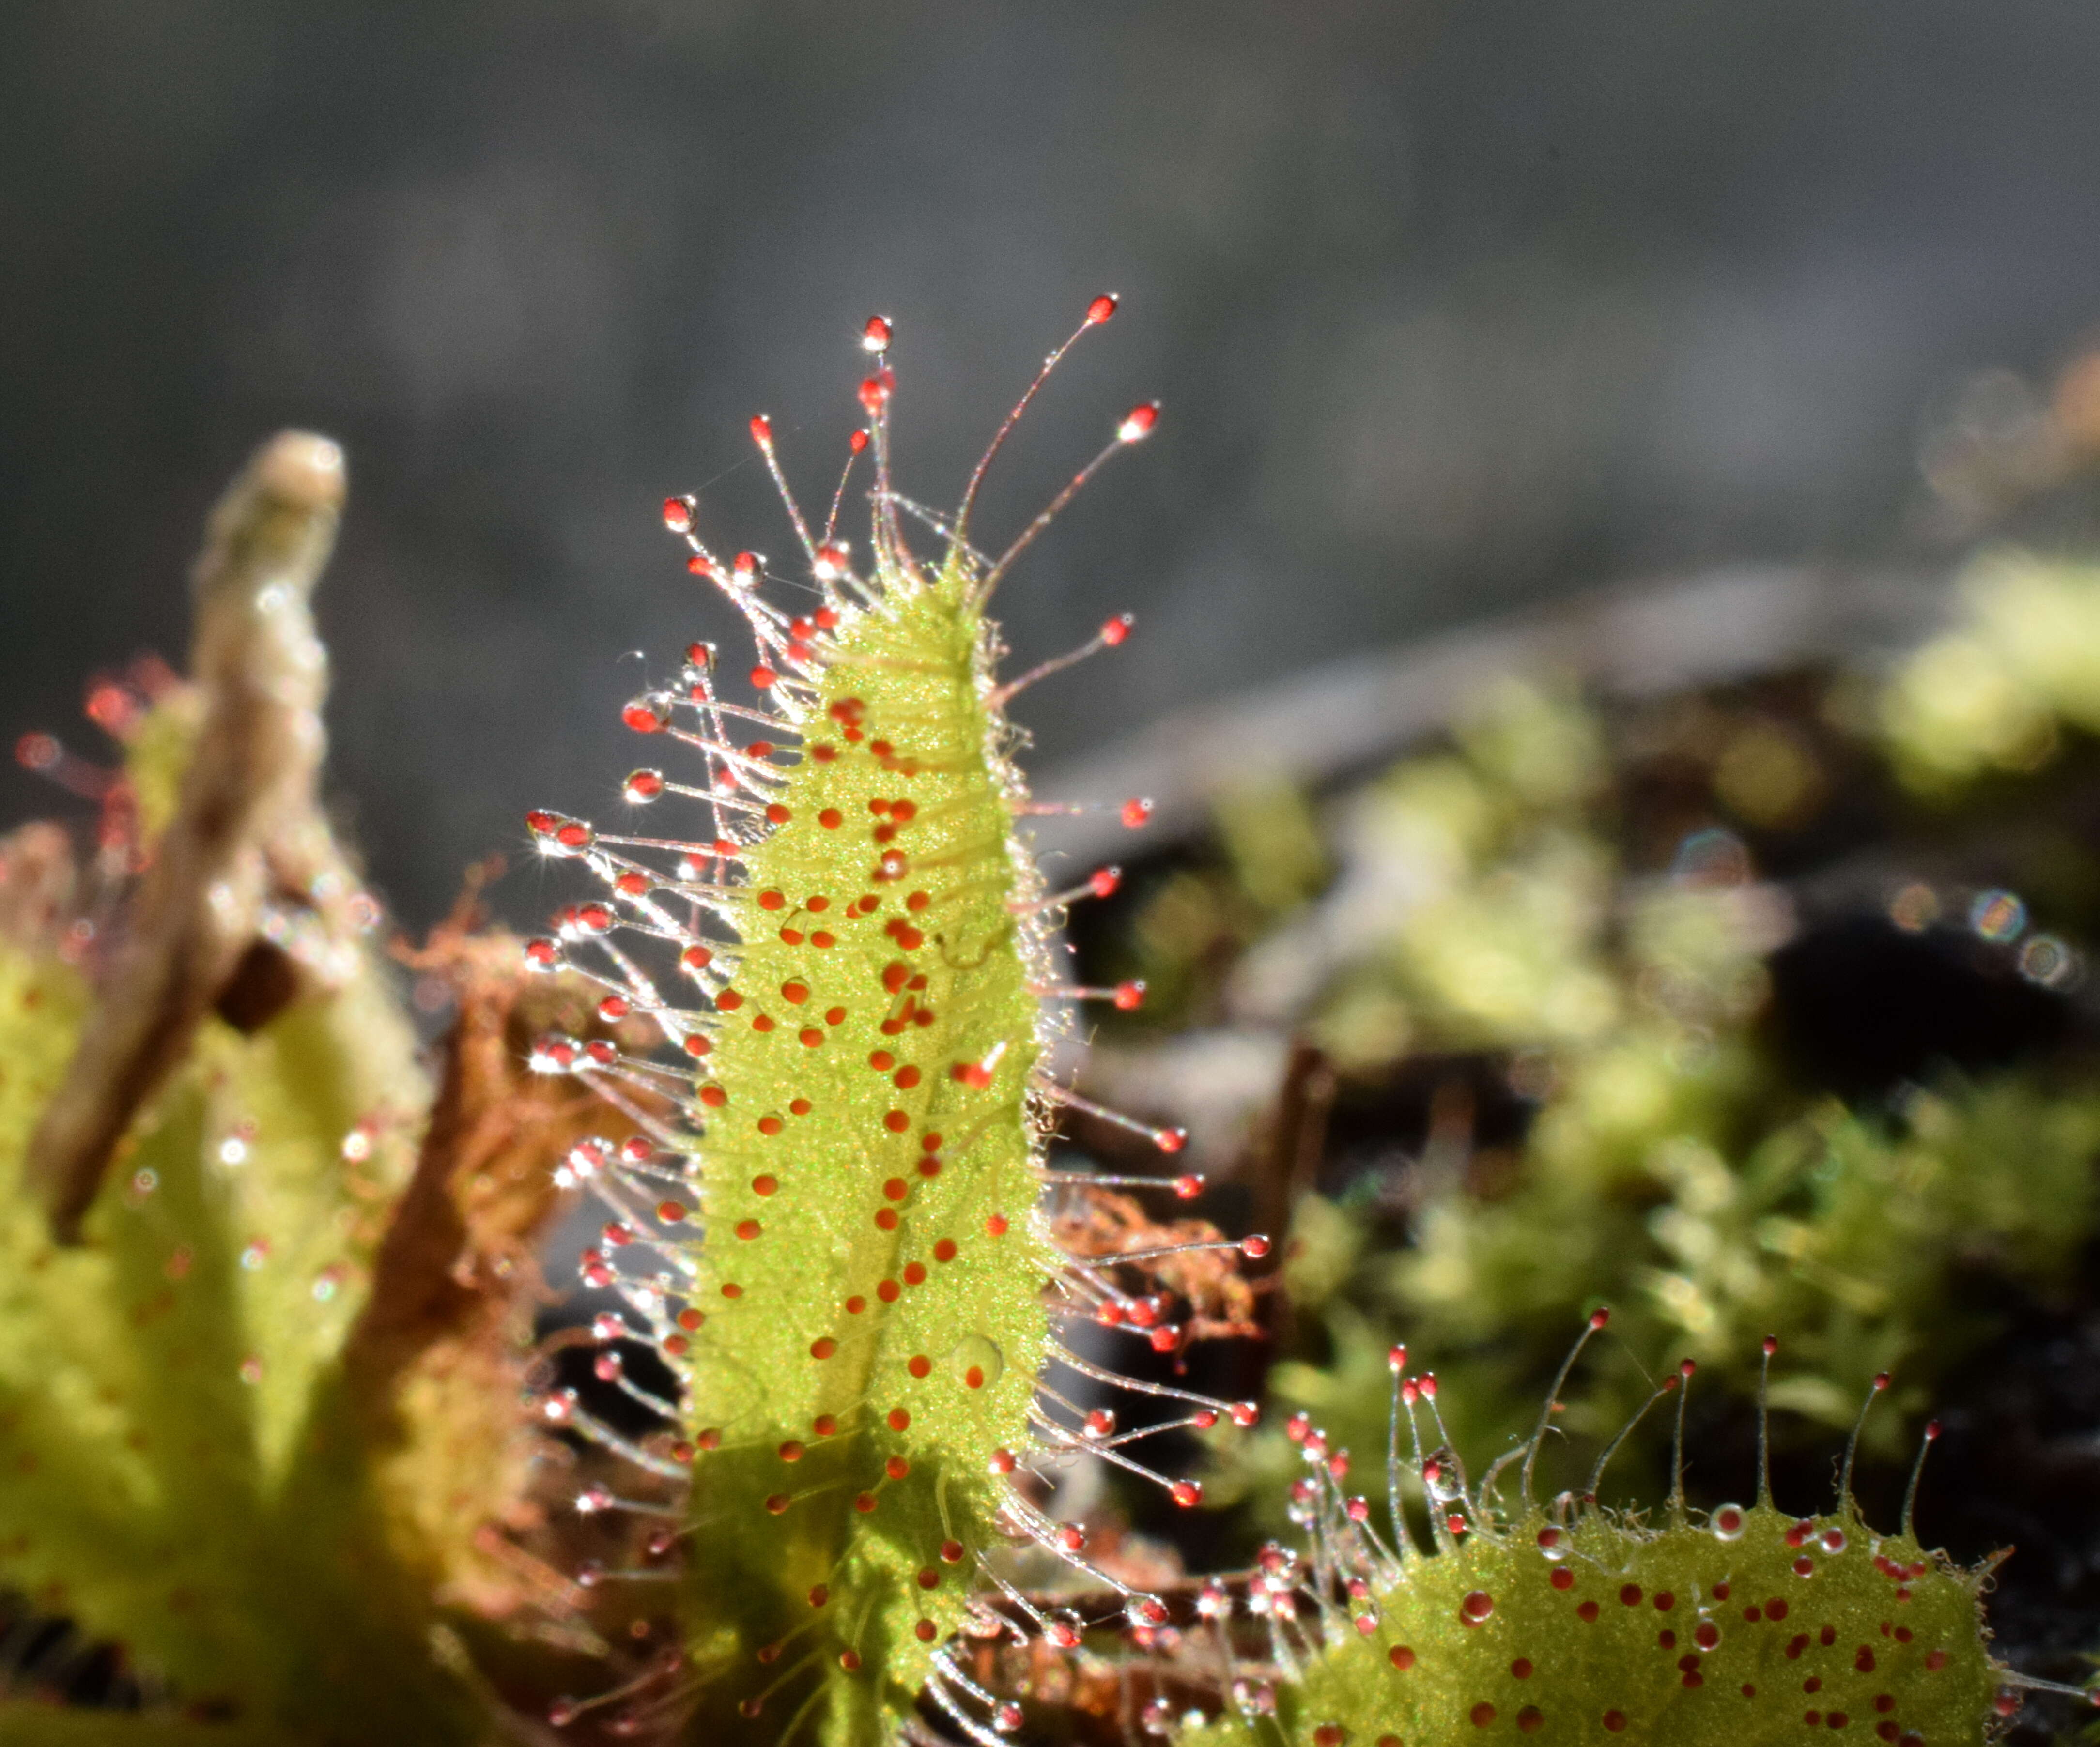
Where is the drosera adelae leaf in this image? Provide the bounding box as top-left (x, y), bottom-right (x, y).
top-left (1162, 1321), bottom-right (2094, 1747)
top-left (523, 303), bottom-right (1267, 1745)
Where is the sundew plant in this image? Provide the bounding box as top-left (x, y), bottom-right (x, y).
top-left (520, 305), bottom-right (1269, 1746)
top-left (0, 310), bottom-right (2088, 1747)
top-left (1165, 1319), bottom-right (2089, 1747)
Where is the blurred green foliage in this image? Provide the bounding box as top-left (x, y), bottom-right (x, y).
top-left (1107, 562), bottom-right (2100, 1521)
top-left (0, 704), bottom-right (502, 1744)
top-left (1883, 554), bottom-right (2100, 790)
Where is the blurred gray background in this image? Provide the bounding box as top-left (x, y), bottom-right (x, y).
top-left (7, 0), bottom-right (2100, 928)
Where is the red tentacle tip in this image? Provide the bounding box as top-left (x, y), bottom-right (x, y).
top-left (1763, 1333), bottom-right (1780, 1356)
top-left (1113, 980), bottom-right (1146, 1011)
top-left (1089, 865), bottom-right (1123, 898)
top-left (749, 414), bottom-right (773, 448)
top-left (1589, 1306), bottom-right (1611, 1330)
top-left (1154, 1126), bottom-right (1187, 1154)
top-left (1172, 1172), bottom-right (1203, 1199)
top-left (859, 372), bottom-right (892, 414)
top-left (1086, 293), bottom-right (1119, 325)
top-left (662, 495), bottom-right (694, 533)
top-left (1100, 612), bottom-right (1135, 646)
top-left (1239, 1234), bottom-right (1272, 1259)
top-left (1121, 797), bottom-right (1154, 829)
top-left (862, 315), bottom-right (893, 353)
top-left (1117, 401), bottom-right (1159, 443)
top-left (1387, 1344), bottom-right (1408, 1374)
